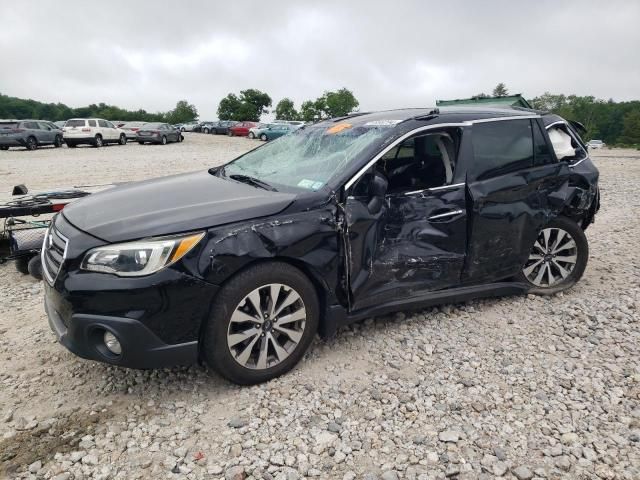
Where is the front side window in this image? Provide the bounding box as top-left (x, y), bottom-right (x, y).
top-left (220, 124), bottom-right (389, 192)
top-left (105, 121), bottom-right (115, 128)
top-left (98, 120), bottom-right (108, 127)
top-left (470, 119), bottom-right (533, 180)
top-left (373, 131), bottom-right (457, 194)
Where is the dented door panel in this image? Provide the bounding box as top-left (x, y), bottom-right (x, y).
top-left (345, 186), bottom-right (466, 311)
top-left (464, 162), bottom-right (573, 282)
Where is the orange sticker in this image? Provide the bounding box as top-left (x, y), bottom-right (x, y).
top-left (326, 123), bottom-right (352, 134)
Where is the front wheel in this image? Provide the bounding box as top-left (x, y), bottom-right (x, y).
top-left (203, 128), bottom-right (209, 134)
top-left (202, 262), bottom-right (319, 385)
top-left (227, 130), bottom-right (233, 137)
top-left (248, 132), bottom-right (255, 139)
top-left (161, 135), bottom-right (167, 145)
top-left (119, 134), bottom-right (127, 145)
top-left (260, 133), bottom-right (268, 141)
top-left (54, 135), bottom-right (63, 147)
top-left (518, 216), bottom-right (588, 295)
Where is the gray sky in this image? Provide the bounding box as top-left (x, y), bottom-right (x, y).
top-left (1, 0), bottom-right (638, 120)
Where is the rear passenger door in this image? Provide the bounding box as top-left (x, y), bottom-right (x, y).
top-left (37, 122), bottom-right (55, 144)
top-left (463, 118), bottom-right (570, 283)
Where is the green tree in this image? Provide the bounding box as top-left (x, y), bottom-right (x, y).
top-left (322, 88), bottom-right (359, 118)
top-left (275, 98), bottom-right (299, 120)
top-left (166, 100), bottom-right (198, 124)
top-left (216, 89), bottom-right (272, 121)
top-left (618, 110), bottom-right (640, 145)
top-left (217, 94), bottom-right (242, 121)
top-left (299, 88), bottom-right (359, 121)
top-left (492, 83), bottom-right (509, 97)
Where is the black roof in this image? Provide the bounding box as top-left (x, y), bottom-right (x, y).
top-left (322, 106), bottom-right (538, 128)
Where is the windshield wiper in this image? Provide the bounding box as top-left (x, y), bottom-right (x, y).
top-left (229, 174), bottom-right (277, 192)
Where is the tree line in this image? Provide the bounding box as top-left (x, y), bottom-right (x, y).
top-left (529, 93), bottom-right (640, 146)
top-left (0, 93), bottom-right (199, 125)
top-left (217, 88), bottom-right (359, 123)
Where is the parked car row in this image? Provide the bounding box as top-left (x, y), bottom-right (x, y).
top-left (0, 118), bottom-right (184, 150)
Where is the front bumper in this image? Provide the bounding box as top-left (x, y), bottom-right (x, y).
top-left (45, 291), bottom-right (198, 369)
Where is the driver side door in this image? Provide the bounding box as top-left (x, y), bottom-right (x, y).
top-left (343, 129), bottom-right (468, 311)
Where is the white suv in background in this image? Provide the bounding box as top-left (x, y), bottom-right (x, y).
top-left (63, 118), bottom-right (127, 148)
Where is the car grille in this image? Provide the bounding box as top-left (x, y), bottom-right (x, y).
top-left (41, 225), bottom-right (68, 285)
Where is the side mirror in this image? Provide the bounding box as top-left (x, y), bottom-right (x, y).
top-left (367, 171), bottom-right (388, 215)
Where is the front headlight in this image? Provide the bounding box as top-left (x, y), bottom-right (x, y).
top-left (81, 232), bottom-right (205, 276)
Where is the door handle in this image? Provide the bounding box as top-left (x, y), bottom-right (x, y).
top-left (428, 209), bottom-right (464, 221)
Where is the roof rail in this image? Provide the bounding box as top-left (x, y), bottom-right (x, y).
top-left (412, 108), bottom-right (440, 121)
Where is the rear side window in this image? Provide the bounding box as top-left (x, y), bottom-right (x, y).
top-left (66, 120), bottom-right (86, 127)
top-left (88, 120), bottom-right (97, 127)
top-left (25, 122), bottom-right (40, 129)
top-left (471, 119), bottom-right (533, 180)
top-left (533, 121), bottom-right (553, 166)
top-left (0, 122), bottom-right (18, 129)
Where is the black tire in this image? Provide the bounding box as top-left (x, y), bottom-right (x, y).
top-left (202, 262), bottom-right (319, 385)
top-left (28, 256), bottom-right (43, 280)
top-left (180, 127), bottom-right (185, 132)
top-left (161, 135), bottom-right (167, 145)
top-left (15, 256), bottom-right (31, 275)
top-left (203, 128), bottom-right (209, 134)
top-left (93, 135), bottom-right (103, 148)
top-left (248, 132), bottom-right (255, 139)
top-left (227, 130), bottom-right (233, 137)
top-left (260, 133), bottom-right (268, 141)
top-left (119, 134), bottom-right (127, 145)
top-left (177, 134), bottom-right (183, 142)
top-left (26, 136), bottom-right (38, 150)
top-left (54, 135), bottom-right (63, 148)
top-left (66, 142), bottom-right (77, 148)
top-left (0, 146), bottom-right (9, 151)
top-left (138, 141), bottom-right (145, 145)
top-left (517, 216), bottom-right (589, 295)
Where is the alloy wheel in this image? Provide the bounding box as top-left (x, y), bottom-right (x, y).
top-left (523, 228), bottom-right (578, 287)
top-left (227, 283), bottom-right (307, 370)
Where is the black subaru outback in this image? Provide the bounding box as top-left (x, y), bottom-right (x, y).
top-left (42, 107), bottom-right (599, 384)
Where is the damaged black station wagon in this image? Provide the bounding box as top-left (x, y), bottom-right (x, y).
top-left (43, 107), bottom-right (600, 384)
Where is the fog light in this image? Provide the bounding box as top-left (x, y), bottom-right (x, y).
top-left (103, 331), bottom-right (122, 355)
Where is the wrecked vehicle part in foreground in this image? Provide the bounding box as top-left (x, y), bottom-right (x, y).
top-left (42, 107), bottom-right (600, 384)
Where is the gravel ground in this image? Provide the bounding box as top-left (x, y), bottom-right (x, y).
top-left (0, 138), bottom-right (638, 480)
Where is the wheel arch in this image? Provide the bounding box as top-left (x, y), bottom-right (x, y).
top-left (196, 256), bottom-right (338, 357)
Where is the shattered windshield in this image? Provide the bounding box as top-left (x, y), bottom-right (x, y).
top-left (218, 123), bottom-right (389, 192)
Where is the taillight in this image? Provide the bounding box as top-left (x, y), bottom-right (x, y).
top-left (132, 128), bottom-right (139, 131)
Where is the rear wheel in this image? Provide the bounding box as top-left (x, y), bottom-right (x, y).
top-left (260, 133), bottom-right (268, 141)
top-left (93, 135), bottom-right (103, 148)
top-left (15, 256), bottom-right (31, 274)
top-left (66, 142), bottom-right (77, 148)
top-left (138, 141), bottom-right (145, 145)
top-left (228, 130), bottom-right (233, 137)
top-left (202, 262), bottom-right (319, 385)
top-left (119, 134), bottom-right (127, 145)
top-left (26, 136), bottom-right (38, 150)
top-left (0, 146), bottom-right (9, 151)
top-left (54, 135), bottom-right (63, 147)
top-left (248, 132), bottom-right (255, 139)
top-left (518, 216), bottom-right (588, 295)
top-left (203, 128), bottom-right (209, 134)
top-left (161, 135), bottom-right (167, 145)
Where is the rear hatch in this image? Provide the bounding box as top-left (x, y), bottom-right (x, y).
top-left (0, 122), bottom-right (19, 137)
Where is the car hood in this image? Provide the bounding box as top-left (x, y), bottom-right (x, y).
top-left (62, 170), bottom-right (295, 243)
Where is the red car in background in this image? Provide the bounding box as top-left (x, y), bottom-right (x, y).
top-left (228, 121), bottom-right (258, 137)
